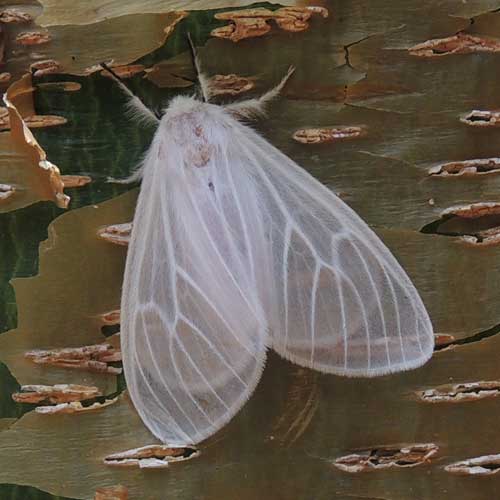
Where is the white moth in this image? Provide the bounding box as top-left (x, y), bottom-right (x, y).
top-left (104, 45), bottom-right (434, 447)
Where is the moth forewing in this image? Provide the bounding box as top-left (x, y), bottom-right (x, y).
top-left (119, 73), bottom-right (433, 446)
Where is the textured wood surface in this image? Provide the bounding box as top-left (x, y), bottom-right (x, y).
top-left (1, 1), bottom-right (500, 498)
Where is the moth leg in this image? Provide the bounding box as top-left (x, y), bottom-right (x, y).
top-left (107, 167), bottom-right (145, 184)
top-left (225, 66), bottom-right (295, 120)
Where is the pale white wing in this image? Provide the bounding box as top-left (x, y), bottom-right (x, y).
top-left (121, 121), bottom-right (268, 446)
top-left (229, 122), bottom-right (434, 377)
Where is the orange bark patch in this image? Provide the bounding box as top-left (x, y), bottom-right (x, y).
top-left (409, 33), bottom-right (500, 57)
top-left (293, 126), bottom-right (366, 144)
top-left (210, 74), bottom-right (255, 96)
top-left (95, 485), bottom-right (128, 500)
top-left (25, 342), bottom-right (122, 375)
top-left (442, 202), bottom-right (500, 219)
top-left (30, 59), bottom-right (62, 77)
top-left (16, 31), bottom-right (51, 46)
top-left (4, 73), bottom-right (69, 208)
top-left (100, 64), bottom-right (145, 79)
top-left (100, 309), bottom-right (121, 326)
top-left (61, 175), bottom-right (92, 188)
top-left (434, 333), bottom-right (455, 347)
top-left (98, 222), bottom-right (132, 246)
top-left (212, 6), bottom-right (328, 42)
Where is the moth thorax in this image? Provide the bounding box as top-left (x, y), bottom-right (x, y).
top-left (185, 123), bottom-right (214, 168)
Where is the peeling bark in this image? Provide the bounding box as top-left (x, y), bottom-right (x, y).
top-left (461, 110), bottom-right (500, 127)
top-left (434, 333), bottom-right (455, 347)
top-left (29, 60), bottom-right (62, 77)
top-left (417, 381), bottom-right (500, 403)
top-left (445, 454), bottom-right (500, 476)
top-left (3, 73), bottom-right (69, 209)
top-left (98, 222), bottom-right (132, 246)
top-left (25, 343), bottom-right (122, 374)
top-left (442, 202), bottom-right (500, 219)
top-left (434, 321), bottom-right (500, 352)
top-left (0, 183), bottom-right (15, 201)
top-left (421, 202), bottom-right (500, 246)
top-left (24, 115), bottom-right (67, 128)
top-left (0, 9), bottom-right (32, 23)
top-left (212, 7), bottom-right (328, 42)
top-left (333, 444), bottom-right (439, 473)
top-left (293, 126), bottom-right (366, 144)
top-left (99, 309), bottom-right (121, 326)
top-left (61, 175), bottom-right (92, 188)
top-left (35, 397), bottom-right (118, 414)
top-left (461, 227), bottom-right (500, 247)
top-left (0, 113), bottom-right (67, 130)
top-left (104, 444), bottom-right (199, 469)
top-left (16, 31), bottom-right (51, 45)
top-left (409, 33), bottom-right (500, 57)
top-left (209, 74), bottom-right (255, 96)
top-left (100, 64), bottom-right (145, 79)
top-left (12, 384), bottom-right (101, 404)
top-left (428, 158), bottom-right (500, 177)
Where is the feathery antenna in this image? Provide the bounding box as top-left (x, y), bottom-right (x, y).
top-left (100, 62), bottom-right (161, 124)
top-left (225, 66), bottom-right (296, 119)
top-left (186, 33), bottom-right (208, 102)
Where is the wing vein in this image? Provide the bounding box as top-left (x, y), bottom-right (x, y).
top-left (323, 260), bottom-right (371, 371)
top-left (310, 264), bottom-right (320, 365)
top-left (282, 224), bottom-right (292, 352)
top-left (176, 266), bottom-right (258, 358)
top-left (135, 311), bottom-right (201, 436)
top-left (381, 264), bottom-right (406, 364)
top-left (221, 147), bottom-right (256, 287)
top-left (350, 240), bottom-right (390, 368)
top-left (159, 175), bottom-right (178, 314)
top-left (168, 326), bottom-right (216, 425)
top-left (172, 334), bottom-right (231, 412)
top-left (184, 179), bottom-right (262, 323)
top-left (131, 348), bottom-right (193, 443)
top-left (178, 313), bottom-right (248, 388)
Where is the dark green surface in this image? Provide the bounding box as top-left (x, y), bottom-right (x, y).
top-left (0, 484), bottom-right (73, 500)
top-left (0, 362), bottom-right (23, 419)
